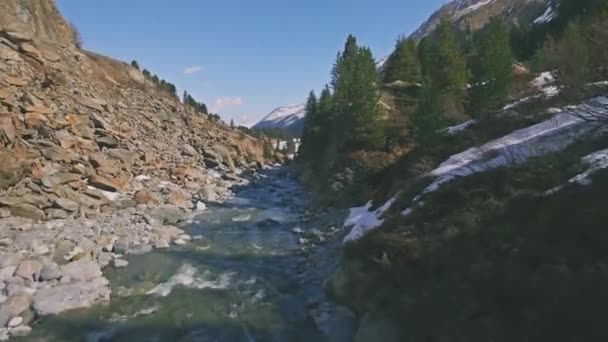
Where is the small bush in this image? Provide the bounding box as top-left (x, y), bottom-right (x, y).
top-left (70, 22), bottom-right (83, 48)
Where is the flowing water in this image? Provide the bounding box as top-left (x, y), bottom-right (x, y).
top-left (24, 168), bottom-right (357, 342)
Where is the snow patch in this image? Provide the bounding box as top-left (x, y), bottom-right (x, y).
top-left (343, 195), bottom-right (399, 243)
top-left (547, 148), bottom-right (608, 194)
top-left (402, 95), bottom-right (608, 215)
top-left (534, 5), bottom-right (556, 25)
top-left (454, 0), bottom-right (495, 20)
top-left (443, 119), bottom-right (478, 135)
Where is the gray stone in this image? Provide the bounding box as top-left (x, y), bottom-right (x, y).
top-left (9, 325), bottom-right (31, 337)
top-left (55, 198), bottom-right (79, 212)
top-left (113, 239), bottom-right (129, 254)
top-left (46, 208), bottom-right (69, 219)
top-left (18, 309), bottom-right (35, 326)
top-left (181, 144), bottom-right (197, 157)
top-left (0, 267), bottom-right (16, 282)
top-left (199, 186), bottom-right (218, 202)
top-left (113, 259), bottom-right (128, 268)
top-left (39, 263), bottom-right (61, 281)
top-left (7, 316), bottom-right (21, 327)
top-left (153, 205), bottom-right (184, 225)
top-left (14, 260), bottom-right (42, 281)
top-left (33, 278), bottom-right (110, 315)
top-left (60, 260), bottom-right (102, 282)
top-left (0, 292), bottom-right (32, 326)
top-left (127, 245), bottom-right (152, 255)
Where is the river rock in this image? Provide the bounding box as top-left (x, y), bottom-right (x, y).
top-left (0, 267), bottom-right (16, 282)
top-left (60, 260), bottom-right (101, 282)
top-left (9, 324), bottom-right (31, 337)
top-left (113, 259), bottom-right (128, 268)
top-left (39, 262), bottom-right (61, 281)
top-left (113, 239), bottom-right (129, 254)
top-left (7, 316), bottom-right (22, 328)
top-left (14, 260), bottom-right (43, 281)
top-left (127, 244), bottom-right (152, 255)
top-left (0, 292), bottom-right (32, 327)
top-left (153, 205), bottom-right (184, 225)
top-left (33, 278), bottom-right (110, 315)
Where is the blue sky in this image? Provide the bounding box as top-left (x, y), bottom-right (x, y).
top-left (56, 0), bottom-right (443, 125)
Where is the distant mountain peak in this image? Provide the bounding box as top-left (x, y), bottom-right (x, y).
top-left (253, 104), bottom-right (306, 135)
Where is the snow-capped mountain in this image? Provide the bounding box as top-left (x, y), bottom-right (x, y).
top-left (253, 104), bottom-right (306, 134)
top-left (410, 0), bottom-right (554, 40)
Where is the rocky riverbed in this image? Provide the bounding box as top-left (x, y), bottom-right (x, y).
top-left (0, 168), bottom-right (357, 341)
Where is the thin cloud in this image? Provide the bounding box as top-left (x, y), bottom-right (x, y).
top-left (200, 82), bottom-right (211, 88)
top-left (210, 97), bottom-right (243, 113)
top-left (183, 65), bottom-right (203, 74)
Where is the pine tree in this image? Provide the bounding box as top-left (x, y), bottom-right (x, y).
top-left (131, 60), bottom-right (139, 70)
top-left (200, 103), bottom-right (208, 114)
top-left (428, 20), bottom-right (468, 113)
top-left (230, 119), bottom-right (235, 129)
top-left (556, 21), bottom-right (590, 93)
top-left (384, 37), bottom-right (421, 84)
top-left (412, 83), bottom-right (445, 143)
top-left (299, 91), bottom-right (318, 162)
top-left (418, 36), bottom-right (433, 79)
top-left (469, 19), bottom-right (514, 118)
top-left (331, 35), bottom-right (382, 150)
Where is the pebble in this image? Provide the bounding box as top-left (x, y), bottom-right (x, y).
top-left (7, 316), bottom-right (22, 327)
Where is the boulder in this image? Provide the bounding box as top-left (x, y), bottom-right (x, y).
top-left (88, 174), bottom-right (123, 192)
top-left (32, 278), bottom-right (110, 315)
top-left (9, 204), bottom-right (45, 221)
top-left (0, 292), bottom-right (32, 327)
top-left (181, 144), bottom-right (197, 157)
top-left (60, 260), bottom-right (101, 282)
top-left (14, 260), bottom-right (43, 281)
top-left (133, 190), bottom-right (160, 206)
top-left (54, 198), bottom-right (79, 212)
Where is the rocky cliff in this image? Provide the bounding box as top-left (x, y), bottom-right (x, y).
top-left (0, 0), bottom-right (268, 222)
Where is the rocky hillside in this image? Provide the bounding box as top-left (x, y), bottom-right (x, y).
top-left (0, 0), bottom-right (268, 222)
top-left (410, 0), bottom-right (555, 40)
top-left (0, 2), bottom-right (271, 337)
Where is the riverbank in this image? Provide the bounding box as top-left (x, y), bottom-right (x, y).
top-left (0, 166), bottom-right (273, 340)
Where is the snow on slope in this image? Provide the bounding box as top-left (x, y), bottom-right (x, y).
top-left (253, 104), bottom-right (306, 132)
top-left (454, 0), bottom-right (495, 20)
top-left (534, 4), bottom-right (556, 24)
top-left (343, 95), bottom-right (608, 243)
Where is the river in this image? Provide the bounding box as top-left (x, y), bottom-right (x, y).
top-left (22, 168), bottom-right (357, 342)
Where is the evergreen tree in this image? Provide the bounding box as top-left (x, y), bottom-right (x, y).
top-left (299, 91), bottom-right (319, 161)
top-left (384, 37), bottom-right (421, 84)
top-left (331, 35), bottom-right (382, 150)
top-left (428, 20), bottom-right (468, 102)
top-left (469, 19), bottom-right (514, 118)
top-left (230, 119), bottom-right (235, 129)
top-left (412, 83), bottom-right (445, 143)
top-left (418, 36), bottom-right (433, 79)
top-left (142, 69), bottom-right (151, 78)
top-left (183, 91), bottom-right (188, 104)
top-left (556, 21), bottom-right (590, 93)
top-left (131, 60), bottom-right (139, 70)
top-left (200, 103), bottom-right (208, 114)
